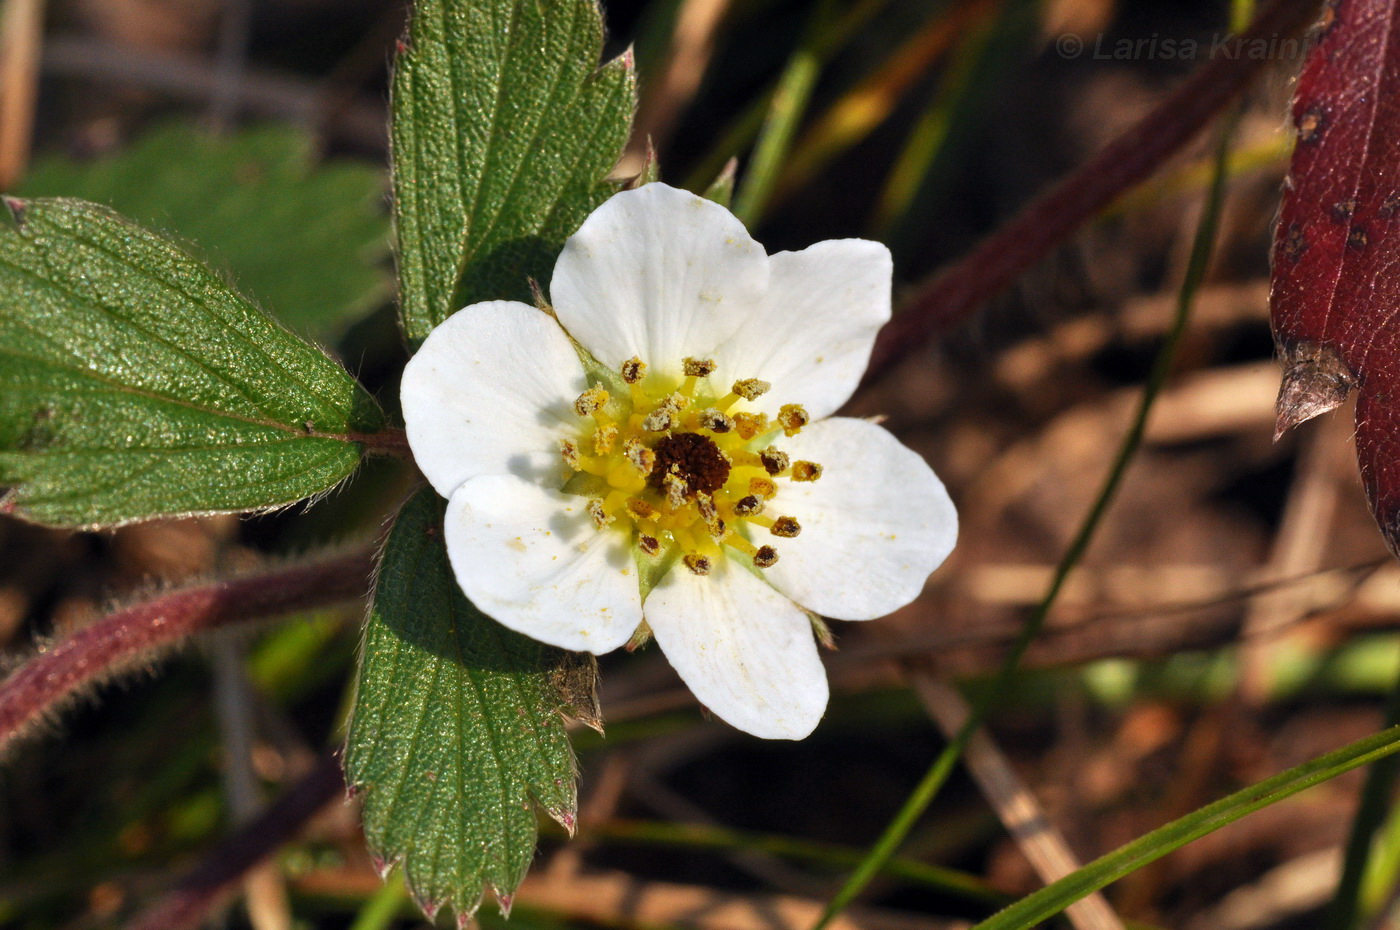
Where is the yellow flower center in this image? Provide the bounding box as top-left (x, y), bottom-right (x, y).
top-left (560, 355), bottom-right (822, 575)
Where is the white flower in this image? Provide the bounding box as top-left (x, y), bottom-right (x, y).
top-left (400, 183), bottom-right (957, 740)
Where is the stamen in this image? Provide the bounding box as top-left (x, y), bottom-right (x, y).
top-left (574, 386), bottom-right (610, 417)
top-left (733, 495), bottom-right (765, 516)
top-left (758, 448), bottom-right (790, 476)
top-left (776, 404), bottom-right (809, 436)
top-left (560, 438), bottom-right (582, 469)
top-left (642, 393), bottom-right (689, 431)
top-left (733, 412), bottom-right (769, 440)
top-left (683, 553), bottom-right (712, 575)
top-left (587, 499), bottom-right (612, 529)
top-left (749, 477), bottom-right (777, 499)
top-left (696, 494), bottom-right (726, 539)
top-left (567, 354), bottom-right (815, 582)
top-left (620, 357), bottom-right (647, 384)
top-left (562, 439), bottom-right (606, 474)
top-left (696, 408), bottom-right (735, 433)
top-left (683, 357), bottom-right (717, 377)
top-left (663, 469), bottom-right (688, 509)
top-left (623, 437), bottom-right (656, 476)
top-left (771, 516), bottom-right (801, 538)
top-left (732, 378), bottom-right (771, 401)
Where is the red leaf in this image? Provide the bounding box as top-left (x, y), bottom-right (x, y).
top-left (1271, 0), bottom-right (1400, 550)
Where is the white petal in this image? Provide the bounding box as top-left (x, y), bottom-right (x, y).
top-left (764, 417), bottom-right (957, 620)
top-left (444, 475), bottom-right (643, 654)
top-left (713, 240), bottom-right (891, 420)
top-left (550, 184), bottom-right (769, 373)
top-left (401, 301), bottom-right (587, 498)
top-left (645, 557), bottom-right (828, 739)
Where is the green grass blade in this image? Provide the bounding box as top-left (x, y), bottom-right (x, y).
top-left (1327, 667), bottom-right (1400, 929)
top-left (974, 724), bottom-right (1400, 930)
top-left (685, 0), bottom-right (888, 196)
top-left (730, 0), bottom-right (835, 227)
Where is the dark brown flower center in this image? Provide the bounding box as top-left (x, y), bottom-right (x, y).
top-left (649, 432), bottom-right (731, 496)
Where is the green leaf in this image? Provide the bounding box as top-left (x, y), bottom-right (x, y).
top-left (0, 197), bottom-right (386, 528)
top-left (345, 487), bottom-right (591, 919)
top-left (392, 0), bottom-right (637, 343)
top-left (20, 122), bottom-right (390, 339)
top-left (973, 723), bottom-right (1400, 930)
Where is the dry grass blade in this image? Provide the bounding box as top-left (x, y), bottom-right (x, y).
top-left (623, 0), bottom-right (734, 174)
top-left (0, 0), bottom-right (45, 188)
top-left (515, 865), bottom-right (969, 930)
top-left (911, 674), bottom-right (1126, 930)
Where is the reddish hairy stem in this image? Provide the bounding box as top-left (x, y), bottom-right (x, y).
top-left (863, 0), bottom-right (1322, 384)
top-left (342, 427), bottom-right (412, 458)
top-left (0, 548), bottom-right (374, 754)
top-left (125, 754), bottom-right (346, 930)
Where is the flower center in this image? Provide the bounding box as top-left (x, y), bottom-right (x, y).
top-left (559, 355), bottom-right (823, 576)
top-left (649, 433), bottom-right (730, 496)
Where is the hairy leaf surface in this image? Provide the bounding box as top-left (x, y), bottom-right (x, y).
top-left (0, 198), bottom-right (385, 528)
top-left (392, 0), bottom-right (636, 342)
top-left (345, 488), bottom-right (593, 919)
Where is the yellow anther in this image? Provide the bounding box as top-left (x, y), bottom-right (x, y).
top-left (749, 476), bottom-right (777, 499)
top-left (732, 378), bottom-right (770, 401)
top-left (623, 437), bottom-right (656, 476)
top-left (758, 448), bottom-right (790, 476)
top-left (621, 357), bottom-right (647, 384)
top-left (733, 494), bottom-right (765, 516)
top-left (566, 354), bottom-right (814, 582)
top-left (697, 408), bottom-right (735, 433)
top-left (723, 534), bottom-right (778, 568)
top-left (683, 553), bottom-right (713, 575)
top-left (642, 393), bottom-right (689, 431)
top-left (696, 494), bottom-right (726, 539)
top-left (733, 412), bottom-right (770, 440)
top-left (560, 439), bottom-right (605, 474)
top-left (587, 499), bottom-right (612, 529)
top-left (776, 404), bottom-right (808, 436)
top-left (770, 516), bottom-right (801, 538)
top-left (574, 386), bottom-right (610, 417)
top-left (681, 359), bottom-right (716, 396)
top-left (663, 469), bottom-right (688, 509)
top-left (683, 357), bottom-right (717, 378)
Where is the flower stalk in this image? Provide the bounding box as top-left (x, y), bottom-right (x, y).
top-left (125, 754), bottom-right (345, 930)
top-left (0, 547), bottom-right (374, 755)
